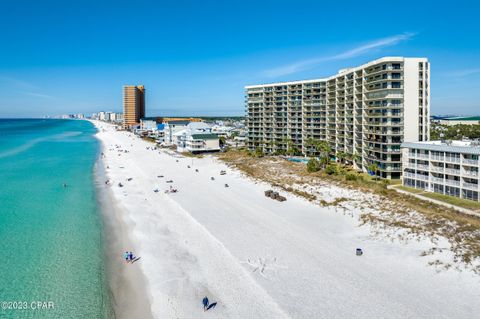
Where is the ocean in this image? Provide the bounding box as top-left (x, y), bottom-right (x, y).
top-left (0, 119), bottom-right (112, 318)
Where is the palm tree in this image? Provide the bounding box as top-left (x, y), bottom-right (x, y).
top-left (305, 138), bottom-right (317, 157)
top-left (304, 138), bottom-right (332, 168)
top-left (367, 162), bottom-right (379, 180)
top-left (347, 152), bottom-right (361, 168)
top-left (336, 151), bottom-right (347, 165)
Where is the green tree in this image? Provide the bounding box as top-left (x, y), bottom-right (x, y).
top-left (307, 158), bottom-right (321, 172)
top-left (304, 138), bottom-right (332, 169)
top-left (336, 151), bottom-right (347, 165)
top-left (367, 163), bottom-right (379, 180)
top-left (254, 147), bottom-right (264, 157)
top-left (219, 136), bottom-right (226, 147)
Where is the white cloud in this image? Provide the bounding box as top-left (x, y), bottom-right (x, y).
top-left (0, 75), bottom-right (38, 90)
top-left (23, 91), bottom-right (57, 100)
top-left (262, 32), bottom-right (416, 78)
top-left (450, 68), bottom-right (480, 77)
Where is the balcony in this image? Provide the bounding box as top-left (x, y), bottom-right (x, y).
top-left (462, 182), bottom-right (479, 190)
top-left (416, 164), bottom-right (429, 171)
top-left (415, 154), bottom-right (429, 160)
top-left (405, 163), bottom-right (417, 169)
top-left (445, 179), bottom-right (461, 187)
top-left (431, 177), bottom-right (444, 184)
top-left (416, 174), bottom-right (429, 181)
top-left (445, 168), bottom-right (461, 175)
top-left (445, 157), bottom-right (461, 164)
top-left (404, 172), bottom-right (416, 179)
top-left (430, 166), bottom-right (444, 173)
top-left (463, 158), bottom-right (479, 166)
top-left (463, 170), bottom-right (479, 177)
top-left (430, 155), bottom-right (444, 162)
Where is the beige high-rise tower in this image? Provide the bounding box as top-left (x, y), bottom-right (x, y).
top-left (123, 85), bottom-right (145, 127)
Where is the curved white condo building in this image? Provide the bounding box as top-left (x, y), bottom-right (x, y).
top-left (245, 57), bottom-right (430, 179)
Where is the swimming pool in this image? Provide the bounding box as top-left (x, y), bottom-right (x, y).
top-left (287, 157), bottom-right (309, 164)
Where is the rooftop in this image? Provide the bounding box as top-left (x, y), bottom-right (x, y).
top-left (245, 56), bottom-right (428, 89)
top-left (401, 140), bottom-right (480, 155)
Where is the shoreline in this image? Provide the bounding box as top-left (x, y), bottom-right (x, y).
top-left (93, 125), bottom-right (154, 319)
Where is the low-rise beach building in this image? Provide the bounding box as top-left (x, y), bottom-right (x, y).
top-left (175, 122), bottom-right (220, 153)
top-left (401, 140), bottom-right (480, 202)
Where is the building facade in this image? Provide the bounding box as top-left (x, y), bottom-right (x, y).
top-left (401, 141), bottom-right (480, 202)
top-left (174, 122), bottom-right (220, 153)
top-left (123, 85), bottom-right (145, 127)
top-left (246, 57), bottom-right (430, 179)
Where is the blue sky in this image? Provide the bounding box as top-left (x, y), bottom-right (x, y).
top-left (0, 0), bottom-right (479, 117)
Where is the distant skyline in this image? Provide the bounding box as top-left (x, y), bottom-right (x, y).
top-left (0, 0), bottom-right (479, 118)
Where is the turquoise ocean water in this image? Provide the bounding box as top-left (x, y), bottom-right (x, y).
top-left (0, 119), bottom-right (112, 318)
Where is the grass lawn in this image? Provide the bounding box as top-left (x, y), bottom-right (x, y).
top-left (396, 185), bottom-right (425, 194)
top-left (395, 185), bottom-right (480, 211)
top-left (420, 192), bottom-right (480, 211)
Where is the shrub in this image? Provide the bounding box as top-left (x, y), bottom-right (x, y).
top-left (345, 173), bottom-right (357, 181)
top-left (307, 158), bottom-right (321, 172)
top-left (254, 147), bottom-right (264, 157)
top-left (325, 164), bottom-right (339, 175)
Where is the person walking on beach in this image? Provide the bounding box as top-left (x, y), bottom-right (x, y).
top-left (128, 251), bottom-right (134, 262)
top-left (202, 296), bottom-right (217, 312)
top-left (124, 251), bottom-right (129, 263)
top-left (202, 297), bottom-right (209, 311)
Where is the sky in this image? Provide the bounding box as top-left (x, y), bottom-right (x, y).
top-left (0, 0), bottom-right (479, 118)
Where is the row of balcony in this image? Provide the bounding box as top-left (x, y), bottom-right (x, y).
top-left (404, 173), bottom-right (479, 190)
top-left (410, 154), bottom-right (478, 165)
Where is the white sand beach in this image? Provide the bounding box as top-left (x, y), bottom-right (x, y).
top-left (93, 121), bottom-right (479, 319)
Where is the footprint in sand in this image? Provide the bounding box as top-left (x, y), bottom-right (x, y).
top-left (242, 257), bottom-right (288, 278)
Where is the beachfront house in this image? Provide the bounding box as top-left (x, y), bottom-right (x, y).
top-left (211, 124), bottom-right (235, 138)
top-left (163, 120), bottom-right (191, 145)
top-left (174, 122), bottom-right (220, 153)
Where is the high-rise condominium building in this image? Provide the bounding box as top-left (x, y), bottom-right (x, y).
top-left (245, 57), bottom-right (430, 179)
top-left (123, 85), bottom-right (145, 127)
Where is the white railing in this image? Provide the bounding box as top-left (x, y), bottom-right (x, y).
top-left (416, 154), bottom-right (429, 160)
top-left (404, 172), bottom-right (416, 178)
top-left (431, 177), bottom-right (444, 183)
top-left (445, 157), bottom-right (461, 163)
top-left (417, 164), bottom-right (429, 171)
top-left (431, 155), bottom-right (444, 161)
top-left (463, 158), bottom-right (479, 166)
top-left (416, 174), bottom-right (429, 181)
top-left (463, 170), bottom-right (479, 177)
top-left (445, 168), bottom-right (461, 175)
top-left (445, 179), bottom-right (461, 187)
top-left (462, 182), bottom-right (479, 190)
top-left (430, 166), bottom-right (444, 173)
